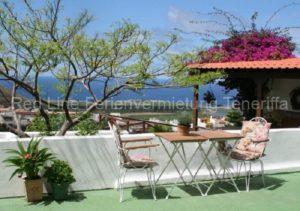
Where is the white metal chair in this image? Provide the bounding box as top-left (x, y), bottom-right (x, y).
top-left (231, 117), bottom-right (271, 192)
top-left (108, 118), bottom-right (159, 202)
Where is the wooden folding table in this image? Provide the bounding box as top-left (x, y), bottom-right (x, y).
top-left (155, 130), bottom-right (243, 198)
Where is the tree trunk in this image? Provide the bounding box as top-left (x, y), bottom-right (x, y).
top-left (56, 85), bottom-right (126, 136)
top-left (36, 101), bottom-right (52, 133)
top-left (0, 115), bottom-right (29, 138)
top-left (11, 83), bottom-right (21, 131)
top-left (56, 120), bottom-right (76, 136)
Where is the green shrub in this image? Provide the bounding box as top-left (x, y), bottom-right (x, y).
top-left (203, 90), bottom-right (216, 104)
top-left (27, 113), bottom-right (105, 136)
top-left (26, 115), bottom-right (48, 133)
top-left (177, 113), bottom-right (192, 127)
top-left (98, 118), bottom-right (108, 130)
top-left (26, 114), bottom-right (65, 136)
top-left (148, 124), bottom-right (172, 132)
top-left (226, 109), bottom-right (243, 127)
top-left (45, 160), bottom-right (75, 184)
top-left (74, 113), bottom-right (99, 136)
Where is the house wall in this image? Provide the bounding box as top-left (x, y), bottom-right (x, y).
top-left (0, 129), bottom-right (300, 198)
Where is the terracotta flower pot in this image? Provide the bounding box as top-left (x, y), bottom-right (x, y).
top-left (177, 125), bottom-right (190, 136)
top-left (24, 178), bottom-right (43, 202)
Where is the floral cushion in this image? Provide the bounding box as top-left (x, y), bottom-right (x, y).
top-left (241, 121), bottom-right (260, 140)
top-left (235, 120), bottom-right (271, 157)
top-left (246, 142), bottom-right (267, 154)
top-left (236, 137), bottom-right (252, 151)
top-left (252, 123), bottom-right (271, 142)
top-left (231, 149), bottom-right (261, 160)
top-left (235, 137), bottom-right (266, 155)
top-left (124, 154), bottom-right (158, 168)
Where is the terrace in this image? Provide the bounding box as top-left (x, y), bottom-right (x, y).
top-left (1, 126), bottom-right (300, 209)
top-left (1, 44), bottom-right (300, 211)
top-left (0, 1), bottom-right (300, 211)
top-left (0, 172), bottom-right (299, 211)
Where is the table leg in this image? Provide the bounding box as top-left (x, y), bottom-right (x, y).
top-left (165, 143), bottom-right (205, 198)
top-left (205, 140), bottom-right (240, 195)
top-left (155, 138), bottom-right (187, 185)
top-left (192, 143), bottom-right (218, 182)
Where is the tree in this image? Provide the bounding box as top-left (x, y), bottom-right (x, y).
top-left (203, 90), bottom-right (216, 105)
top-left (184, 6), bottom-right (298, 118)
top-left (0, 0), bottom-right (179, 136)
top-left (226, 109), bottom-right (243, 127)
top-left (166, 51), bottom-right (223, 87)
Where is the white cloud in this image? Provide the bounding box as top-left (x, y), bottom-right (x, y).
top-left (168, 6), bottom-right (200, 32)
top-left (167, 6), bottom-right (228, 34)
top-left (167, 6), bottom-right (228, 52)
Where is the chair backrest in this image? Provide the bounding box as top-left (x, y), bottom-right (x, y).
top-left (108, 118), bottom-right (129, 165)
top-left (250, 117), bottom-right (271, 142)
top-left (250, 117), bottom-right (267, 126)
top-left (237, 117), bottom-right (271, 156)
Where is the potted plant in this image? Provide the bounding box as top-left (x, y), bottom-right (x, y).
top-left (177, 114), bottom-right (192, 136)
top-left (45, 160), bottom-right (76, 200)
top-left (3, 138), bottom-right (55, 202)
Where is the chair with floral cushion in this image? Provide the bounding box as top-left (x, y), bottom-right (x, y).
top-left (230, 117), bottom-right (271, 192)
top-left (108, 118), bottom-right (159, 202)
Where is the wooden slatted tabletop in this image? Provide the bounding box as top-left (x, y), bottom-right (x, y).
top-left (192, 130), bottom-right (243, 141)
top-left (155, 130), bottom-right (243, 143)
top-left (155, 132), bottom-right (208, 143)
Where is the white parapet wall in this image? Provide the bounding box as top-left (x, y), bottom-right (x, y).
top-left (0, 128), bottom-right (300, 198)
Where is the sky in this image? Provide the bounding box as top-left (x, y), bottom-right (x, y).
top-left (57, 0), bottom-right (300, 54)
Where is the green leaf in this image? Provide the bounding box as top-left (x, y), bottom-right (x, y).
top-left (4, 149), bottom-right (22, 156)
top-left (9, 169), bottom-right (22, 180)
top-left (17, 141), bottom-right (26, 155)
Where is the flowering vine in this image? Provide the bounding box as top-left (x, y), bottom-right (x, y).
top-left (197, 30), bottom-right (296, 63)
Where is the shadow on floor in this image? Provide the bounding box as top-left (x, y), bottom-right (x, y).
top-left (131, 187), bottom-right (175, 200)
top-left (178, 175), bottom-right (286, 196)
top-left (233, 174), bottom-right (285, 192)
top-left (130, 175), bottom-right (286, 200)
top-left (27, 192), bottom-right (86, 206)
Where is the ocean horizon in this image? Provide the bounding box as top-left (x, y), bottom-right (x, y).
top-left (0, 76), bottom-right (236, 106)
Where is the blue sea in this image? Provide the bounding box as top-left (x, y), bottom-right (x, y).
top-left (0, 77), bottom-right (236, 106)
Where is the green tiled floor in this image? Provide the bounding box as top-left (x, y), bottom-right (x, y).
top-left (1, 172), bottom-right (299, 211)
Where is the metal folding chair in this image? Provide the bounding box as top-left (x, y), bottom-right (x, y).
top-left (231, 117), bottom-right (271, 192)
top-left (108, 118), bottom-right (159, 202)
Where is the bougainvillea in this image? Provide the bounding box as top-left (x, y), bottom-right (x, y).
top-left (185, 7), bottom-right (299, 119)
top-left (191, 29), bottom-right (297, 119)
top-left (197, 30), bottom-right (296, 63)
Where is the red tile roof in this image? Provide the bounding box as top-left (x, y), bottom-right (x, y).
top-left (187, 58), bottom-right (300, 70)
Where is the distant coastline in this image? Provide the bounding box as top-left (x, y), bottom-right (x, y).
top-left (0, 76), bottom-right (237, 106)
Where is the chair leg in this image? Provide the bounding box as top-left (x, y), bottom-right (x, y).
top-left (245, 162), bottom-right (251, 192)
top-left (259, 159), bottom-right (266, 187)
top-left (120, 168), bottom-right (127, 202)
top-left (117, 167), bottom-right (121, 191)
top-left (146, 168), bottom-right (157, 200)
top-left (150, 168), bottom-right (157, 200)
top-left (222, 168), bottom-right (226, 179)
top-left (244, 162), bottom-right (248, 192)
top-left (236, 161), bottom-right (243, 178)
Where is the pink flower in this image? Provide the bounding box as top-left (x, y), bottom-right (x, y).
top-left (24, 154), bottom-right (32, 160)
top-left (197, 30), bottom-right (295, 63)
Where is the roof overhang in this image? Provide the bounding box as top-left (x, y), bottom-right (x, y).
top-left (187, 58), bottom-right (300, 70)
top-left (187, 58), bottom-right (300, 79)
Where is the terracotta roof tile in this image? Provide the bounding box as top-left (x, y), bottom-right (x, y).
top-left (187, 58), bottom-right (300, 70)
